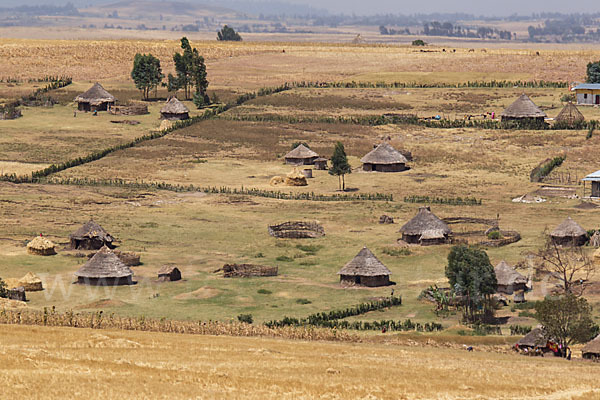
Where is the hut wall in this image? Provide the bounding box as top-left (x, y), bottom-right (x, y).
top-left (363, 163), bottom-right (406, 172)
top-left (315, 161), bottom-right (328, 170)
top-left (501, 116), bottom-right (545, 123)
top-left (551, 234), bottom-right (587, 247)
top-left (402, 234), bottom-right (421, 244)
top-left (420, 237), bottom-right (448, 246)
top-left (161, 112), bottom-right (189, 121)
top-left (285, 157), bottom-right (317, 166)
top-left (77, 276), bottom-right (132, 285)
top-left (340, 275), bottom-right (389, 287)
top-left (497, 283), bottom-right (527, 295)
top-left (78, 102), bottom-right (91, 112)
top-left (592, 181), bottom-right (600, 198)
top-left (8, 287), bottom-right (26, 302)
top-left (70, 238), bottom-right (112, 250)
top-left (576, 90), bottom-right (600, 106)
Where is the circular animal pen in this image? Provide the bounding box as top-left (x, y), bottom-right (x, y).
top-left (443, 217), bottom-right (521, 247)
top-left (268, 221), bottom-right (325, 239)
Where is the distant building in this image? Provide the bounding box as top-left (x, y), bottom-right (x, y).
top-left (160, 97), bottom-right (189, 120)
top-left (500, 94), bottom-right (546, 123)
top-left (583, 170), bottom-right (600, 198)
top-left (74, 83), bottom-right (116, 112)
top-left (360, 143), bottom-right (408, 172)
top-left (572, 83), bottom-right (600, 106)
top-left (338, 247), bottom-right (392, 287)
top-left (284, 144), bottom-right (319, 166)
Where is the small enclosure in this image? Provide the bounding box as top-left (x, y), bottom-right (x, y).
top-left (268, 221), bottom-right (325, 239)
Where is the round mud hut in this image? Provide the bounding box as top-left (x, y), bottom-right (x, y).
top-left (550, 216), bottom-right (587, 246)
top-left (160, 97), bottom-right (190, 120)
top-left (515, 327), bottom-right (551, 351)
top-left (494, 261), bottom-right (527, 301)
top-left (555, 102), bottom-right (584, 126)
top-left (284, 144), bottom-right (319, 166)
top-left (361, 143), bottom-right (408, 172)
top-left (74, 245), bottom-right (133, 285)
top-left (500, 94), bottom-right (547, 124)
top-left (582, 335), bottom-right (600, 360)
top-left (157, 265), bottom-right (181, 282)
top-left (74, 83), bottom-right (116, 112)
top-left (314, 157), bottom-right (328, 170)
top-left (27, 236), bottom-right (56, 256)
top-left (69, 220), bottom-right (115, 250)
top-left (399, 207), bottom-right (452, 245)
top-left (338, 247), bottom-right (391, 287)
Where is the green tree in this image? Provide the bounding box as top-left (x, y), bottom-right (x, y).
top-left (412, 39), bottom-right (426, 46)
top-left (587, 60), bottom-right (600, 83)
top-left (535, 294), bottom-right (598, 354)
top-left (131, 53), bottom-right (164, 100)
top-left (217, 25), bottom-right (242, 41)
top-left (167, 37), bottom-right (209, 100)
top-left (329, 141), bottom-right (352, 191)
top-left (445, 245), bottom-right (497, 323)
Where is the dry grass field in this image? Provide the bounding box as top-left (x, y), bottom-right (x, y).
top-left (0, 324), bottom-right (599, 400)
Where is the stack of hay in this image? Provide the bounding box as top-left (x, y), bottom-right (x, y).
top-left (285, 168), bottom-right (308, 186)
top-left (26, 236), bottom-right (57, 256)
top-left (5, 272), bottom-right (44, 291)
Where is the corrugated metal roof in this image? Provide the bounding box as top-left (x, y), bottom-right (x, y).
top-left (582, 170), bottom-right (600, 181)
top-left (572, 84), bottom-right (600, 91)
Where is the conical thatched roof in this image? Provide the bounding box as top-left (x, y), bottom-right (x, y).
top-left (160, 97), bottom-right (189, 114)
top-left (338, 247), bottom-right (391, 277)
top-left (18, 272), bottom-right (44, 291)
top-left (400, 207), bottom-right (451, 236)
top-left (74, 83), bottom-right (116, 105)
top-left (285, 144), bottom-right (318, 159)
top-left (582, 335), bottom-right (600, 356)
top-left (495, 261), bottom-right (527, 287)
top-left (550, 217), bottom-right (586, 238)
top-left (501, 94), bottom-right (546, 118)
top-left (74, 246), bottom-right (133, 279)
top-left (70, 220), bottom-right (114, 243)
top-left (555, 102), bottom-right (584, 124)
top-left (517, 327), bottom-right (548, 347)
top-left (158, 265), bottom-right (179, 275)
top-left (361, 143), bottom-right (408, 165)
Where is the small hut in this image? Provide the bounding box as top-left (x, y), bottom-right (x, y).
top-left (7, 287), bottom-right (26, 302)
top-left (157, 265), bottom-right (181, 282)
top-left (495, 261), bottom-right (527, 298)
top-left (516, 327), bottom-right (550, 351)
top-left (26, 236), bottom-right (56, 256)
top-left (160, 97), bottom-right (189, 120)
top-left (400, 207), bottom-right (452, 245)
top-left (550, 217), bottom-right (587, 246)
top-left (555, 102), bottom-right (584, 126)
top-left (338, 247), bottom-right (392, 287)
top-left (361, 143), bottom-right (408, 172)
top-left (500, 94), bottom-right (547, 123)
top-left (314, 157), bottom-right (328, 170)
top-left (74, 83), bottom-right (116, 112)
top-left (74, 245), bottom-right (133, 285)
top-left (582, 170), bottom-right (600, 198)
top-left (284, 144), bottom-right (319, 165)
top-left (70, 220), bottom-right (115, 250)
top-left (582, 335), bottom-right (600, 360)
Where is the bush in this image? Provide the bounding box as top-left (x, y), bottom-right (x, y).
top-left (257, 289), bottom-right (272, 295)
top-left (412, 39), bottom-right (426, 46)
top-left (296, 298), bottom-right (312, 304)
top-left (275, 255), bottom-right (293, 262)
top-left (0, 278), bottom-right (7, 299)
top-left (487, 231), bottom-right (502, 240)
top-left (382, 247), bottom-right (411, 257)
top-left (237, 314), bottom-right (253, 324)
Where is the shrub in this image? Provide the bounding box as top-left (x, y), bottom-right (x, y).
top-left (275, 255), bottom-right (293, 262)
top-left (237, 314), bottom-right (253, 324)
top-left (487, 231), bottom-right (502, 240)
top-left (0, 278), bottom-right (7, 298)
top-left (412, 39), bottom-right (426, 46)
top-left (382, 247), bottom-right (411, 257)
top-left (257, 289), bottom-right (272, 295)
top-left (296, 244), bottom-right (322, 255)
top-left (296, 298), bottom-right (312, 304)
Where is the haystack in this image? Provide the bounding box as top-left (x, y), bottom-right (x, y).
top-left (361, 143), bottom-right (408, 172)
top-left (500, 94), bottom-right (546, 123)
top-left (400, 207), bottom-right (452, 245)
top-left (18, 272), bottom-right (43, 291)
top-left (157, 265), bottom-right (181, 282)
top-left (159, 119), bottom-right (174, 131)
top-left (495, 261), bottom-right (527, 296)
top-left (74, 246), bottom-right (133, 285)
top-left (555, 102), bottom-right (584, 125)
top-left (549, 216), bottom-right (587, 246)
top-left (70, 220), bottom-right (115, 250)
top-left (285, 168), bottom-right (308, 186)
top-left (284, 144), bottom-right (319, 165)
top-left (338, 247), bottom-right (391, 287)
top-left (582, 335), bottom-right (600, 359)
top-left (269, 176), bottom-right (285, 186)
top-left (160, 97), bottom-right (189, 120)
top-left (74, 83), bottom-right (116, 112)
top-left (27, 236), bottom-right (56, 256)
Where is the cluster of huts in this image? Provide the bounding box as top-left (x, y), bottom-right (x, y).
top-left (74, 83), bottom-right (190, 120)
top-left (499, 93), bottom-right (585, 126)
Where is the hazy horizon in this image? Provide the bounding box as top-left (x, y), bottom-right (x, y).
top-left (3, 0), bottom-right (600, 16)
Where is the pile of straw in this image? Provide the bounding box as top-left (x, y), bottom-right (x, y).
top-left (285, 168), bottom-right (308, 186)
top-left (17, 272), bottom-right (43, 291)
top-left (26, 236), bottom-right (56, 256)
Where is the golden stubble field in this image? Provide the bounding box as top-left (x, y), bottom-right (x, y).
top-left (0, 324), bottom-right (599, 400)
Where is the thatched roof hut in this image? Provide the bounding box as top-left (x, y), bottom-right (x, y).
top-left (74, 245), bottom-right (133, 285)
top-left (582, 335), bottom-right (600, 359)
top-left (314, 157), bottom-right (328, 170)
top-left (284, 144), bottom-right (319, 165)
top-left (157, 265), bottom-right (181, 282)
top-left (516, 327), bottom-right (548, 349)
top-left (74, 83), bottom-right (116, 112)
top-left (338, 247), bottom-right (392, 287)
top-left (400, 207), bottom-right (451, 245)
top-left (160, 97), bottom-right (189, 120)
top-left (361, 143), bottom-right (408, 172)
top-left (555, 102), bottom-right (584, 125)
top-left (70, 220), bottom-right (115, 250)
top-left (550, 216), bottom-right (587, 246)
top-left (27, 236), bottom-right (56, 256)
top-left (495, 261), bottom-right (527, 297)
top-left (501, 94), bottom-right (546, 122)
